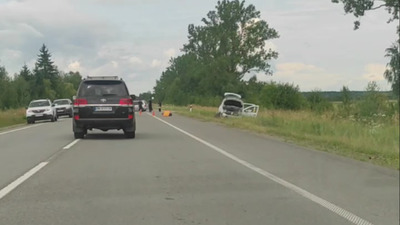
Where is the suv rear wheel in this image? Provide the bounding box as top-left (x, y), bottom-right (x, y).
top-left (74, 131), bottom-right (85, 139)
top-left (124, 131), bottom-right (135, 139)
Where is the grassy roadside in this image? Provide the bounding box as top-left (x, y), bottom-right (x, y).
top-left (0, 108), bottom-right (26, 130)
top-left (166, 105), bottom-right (399, 170)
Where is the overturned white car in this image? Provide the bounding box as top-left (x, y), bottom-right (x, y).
top-left (216, 92), bottom-right (259, 118)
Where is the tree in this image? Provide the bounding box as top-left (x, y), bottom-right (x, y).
top-left (307, 89), bottom-right (333, 113)
top-left (383, 43), bottom-right (400, 97)
top-left (356, 81), bottom-right (390, 119)
top-left (260, 82), bottom-right (305, 110)
top-left (0, 65), bottom-right (8, 109)
top-left (340, 85), bottom-right (352, 116)
top-left (331, 0), bottom-right (399, 29)
top-left (183, 0), bottom-right (279, 81)
top-left (154, 0), bottom-right (279, 105)
top-left (19, 64), bottom-right (33, 81)
top-left (332, 0), bottom-right (399, 97)
top-left (13, 73), bottom-right (31, 107)
top-left (63, 71), bottom-right (82, 91)
top-left (33, 44), bottom-right (60, 98)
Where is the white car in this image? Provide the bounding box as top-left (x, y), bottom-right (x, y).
top-left (217, 92), bottom-right (259, 117)
top-left (53, 98), bottom-right (73, 118)
top-left (26, 99), bottom-right (57, 124)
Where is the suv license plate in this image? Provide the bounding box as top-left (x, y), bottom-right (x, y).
top-left (95, 107), bottom-right (112, 112)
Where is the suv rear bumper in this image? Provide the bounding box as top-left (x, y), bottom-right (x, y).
top-left (73, 118), bottom-right (135, 132)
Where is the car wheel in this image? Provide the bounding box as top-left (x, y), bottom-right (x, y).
top-left (74, 132), bottom-right (85, 139)
top-left (51, 116), bottom-right (55, 122)
top-left (69, 113), bottom-right (73, 118)
top-left (124, 131), bottom-right (135, 139)
top-left (27, 119), bottom-right (31, 124)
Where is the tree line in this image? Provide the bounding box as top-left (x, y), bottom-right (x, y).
top-left (0, 44), bottom-right (82, 110)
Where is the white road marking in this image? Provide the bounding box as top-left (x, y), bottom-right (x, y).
top-left (153, 116), bottom-right (374, 225)
top-left (0, 124), bottom-right (42, 136)
top-left (63, 139), bottom-right (80, 149)
top-left (0, 162), bottom-right (48, 200)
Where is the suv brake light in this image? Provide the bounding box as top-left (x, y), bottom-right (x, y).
top-left (119, 98), bottom-right (133, 106)
top-left (74, 98), bottom-right (88, 106)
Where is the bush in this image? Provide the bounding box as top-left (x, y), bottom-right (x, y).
top-left (260, 82), bottom-right (305, 110)
top-left (355, 82), bottom-right (394, 123)
top-left (307, 90), bottom-right (333, 113)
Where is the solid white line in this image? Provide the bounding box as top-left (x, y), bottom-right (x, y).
top-left (63, 139), bottom-right (80, 150)
top-left (0, 162), bottom-right (48, 200)
top-left (153, 116), bottom-right (374, 225)
top-left (0, 124), bottom-right (42, 136)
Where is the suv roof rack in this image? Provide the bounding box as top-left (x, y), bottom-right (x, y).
top-left (86, 76), bottom-right (121, 80)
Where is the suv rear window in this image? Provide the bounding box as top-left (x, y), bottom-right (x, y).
top-left (78, 80), bottom-right (129, 97)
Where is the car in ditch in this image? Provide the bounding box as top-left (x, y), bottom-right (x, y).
top-left (217, 92), bottom-right (259, 118)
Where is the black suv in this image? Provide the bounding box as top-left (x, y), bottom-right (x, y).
top-left (72, 76), bottom-right (136, 139)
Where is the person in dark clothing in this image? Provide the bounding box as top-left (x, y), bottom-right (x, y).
top-left (148, 100), bottom-right (153, 112)
top-left (138, 100), bottom-right (143, 112)
top-left (158, 101), bottom-right (162, 112)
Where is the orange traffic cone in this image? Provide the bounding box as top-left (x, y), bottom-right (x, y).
top-left (152, 111), bottom-right (155, 116)
top-left (139, 109), bottom-right (142, 116)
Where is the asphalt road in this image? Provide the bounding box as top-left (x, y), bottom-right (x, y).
top-left (0, 112), bottom-right (398, 225)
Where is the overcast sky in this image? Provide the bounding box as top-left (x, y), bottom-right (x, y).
top-left (0, 0), bottom-right (397, 95)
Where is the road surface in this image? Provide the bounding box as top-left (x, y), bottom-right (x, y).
top-left (0, 113), bottom-right (398, 225)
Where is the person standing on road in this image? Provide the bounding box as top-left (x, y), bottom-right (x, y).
top-left (138, 100), bottom-right (143, 112)
top-left (158, 101), bottom-right (162, 112)
top-left (148, 99), bottom-right (153, 112)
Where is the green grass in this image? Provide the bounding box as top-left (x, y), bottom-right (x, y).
top-left (0, 108), bottom-right (26, 129)
top-left (166, 105), bottom-right (399, 170)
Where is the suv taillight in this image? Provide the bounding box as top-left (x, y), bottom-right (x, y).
top-left (119, 98), bottom-right (133, 106)
top-left (74, 98), bottom-right (88, 106)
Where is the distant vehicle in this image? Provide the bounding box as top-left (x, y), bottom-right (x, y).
top-left (72, 76), bottom-right (136, 139)
top-left (217, 92), bottom-right (259, 117)
top-left (53, 98), bottom-right (73, 118)
top-left (133, 100), bottom-right (147, 112)
top-left (26, 99), bottom-right (57, 124)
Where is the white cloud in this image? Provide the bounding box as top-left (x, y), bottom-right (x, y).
top-left (4, 49), bottom-right (22, 60)
top-left (151, 59), bottom-right (162, 68)
top-left (257, 62), bottom-right (340, 91)
top-left (275, 63), bottom-right (323, 77)
top-left (68, 61), bottom-right (81, 72)
top-left (111, 61), bottom-right (118, 68)
top-left (164, 48), bottom-right (177, 58)
top-left (363, 63), bottom-right (386, 81)
top-left (129, 56), bottom-right (143, 65)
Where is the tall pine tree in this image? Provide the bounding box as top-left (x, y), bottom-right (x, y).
top-left (33, 44), bottom-right (60, 99)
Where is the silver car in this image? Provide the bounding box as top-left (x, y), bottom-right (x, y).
top-left (53, 98), bottom-right (73, 118)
